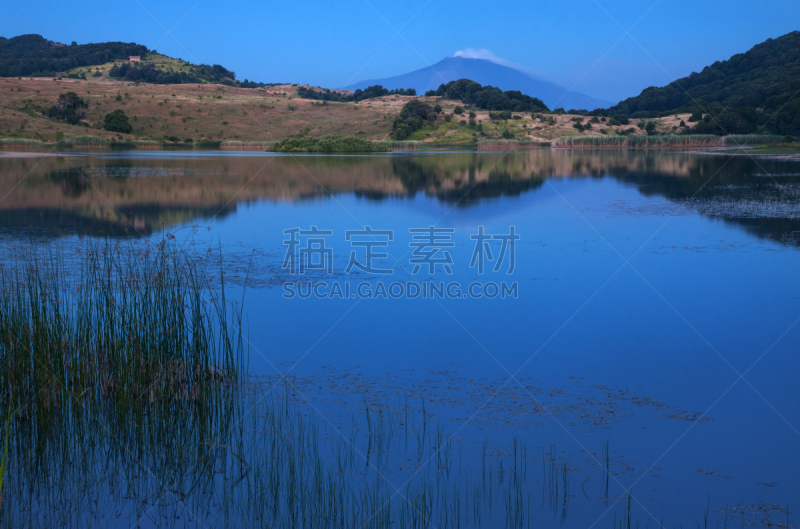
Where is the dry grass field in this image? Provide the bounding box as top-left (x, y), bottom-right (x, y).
top-left (0, 75), bottom-right (684, 145)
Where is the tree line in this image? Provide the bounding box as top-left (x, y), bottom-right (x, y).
top-left (425, 79), bottom-right (549, 113)
top-left (297, 85), bottom-right (416, 102)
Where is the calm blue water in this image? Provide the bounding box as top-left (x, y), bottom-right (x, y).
top-left (2, 149), bottom-right (799, 527)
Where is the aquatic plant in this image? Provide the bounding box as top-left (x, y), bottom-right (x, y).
top-left (65, 135), bottom-right (110, 147)
top-left (373, 140), bottom-right (426, 150)
top-left (721, 134), bottom-right (786, 145)
top-left (553, 134), bottom-right (788, 148)
top-left (268, 134), bottom-right (389, 153)
top-left (477, 139), bottom-right (551, 149)
top-left (0, 240), bottom-right (245, 418)
top-left (220, 139), bottom-right (275, 149)
top-left (0, 138), bottom-right (46, 148)
top-left (552, 134), bottom-right (722, 148)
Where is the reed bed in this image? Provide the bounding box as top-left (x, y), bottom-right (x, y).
top-left (0, 138), bottom-right (46, 149)
top-left (478, 139), bottom-right (551, 149)
top-left (220, 139), bottom-right (275, 150)
top-left (131, 139), bottom-right (164, 148)
top-left (65, 135), bottom-right (110, 147)
top-left (552, 134), bottom-right (722, 148)
top-left (553, 134), bottom-right (789, 149)
top-left (375, 140), bottom-right (426, 150)
top-left (0, 240), bottom-right (244, 419)
top-left (722, 134), bottom-right (786, 145)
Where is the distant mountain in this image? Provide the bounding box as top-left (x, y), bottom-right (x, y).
top-left (608, 31), bottom-right (800, 135)
top-left (346, 56), bottom-right (610, 111)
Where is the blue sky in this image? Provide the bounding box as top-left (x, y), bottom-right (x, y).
top-left (2, 0), bottom-right (797, 103)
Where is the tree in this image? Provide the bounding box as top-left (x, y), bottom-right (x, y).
top-left (103, 110), bottom-right (132, 133)
top-left (47, 92), bottom-right (87, 125)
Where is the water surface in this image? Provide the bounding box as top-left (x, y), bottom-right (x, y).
top-left (1, 149), bottom-right (799, 527)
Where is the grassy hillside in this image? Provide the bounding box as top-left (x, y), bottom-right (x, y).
top-left (0, 76), bottom-right (696, 145)
top-left (608, 31), bottom-right (800, 135)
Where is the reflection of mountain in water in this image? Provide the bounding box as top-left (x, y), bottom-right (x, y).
top-left (0, 151), bottom-right (799, 244)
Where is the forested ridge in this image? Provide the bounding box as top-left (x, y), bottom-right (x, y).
top-left (608, 31), bottom-right (800, 135)
top-left (0, 34), bottom-right (146, 77)
top-left (0, 34), bottom-right (266, 86)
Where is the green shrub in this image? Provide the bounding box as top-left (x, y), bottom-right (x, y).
top-left (392, 101), bottom-right (435, 140)
top-left (103, 110), bottom-right (132, 133)
top-left (268, 135), bottom-right (388, 153)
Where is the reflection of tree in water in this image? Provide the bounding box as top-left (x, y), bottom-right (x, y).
top-left (603, 155), bottom-right (800, 245)
top-left (390, 155), bottom-right (544, 203)
top-left (49, 168), bottom-right (88, 197)
top-left (3, 152), bottom-right (800, 244)
top-left (392, 157), bottom-right (443, 195)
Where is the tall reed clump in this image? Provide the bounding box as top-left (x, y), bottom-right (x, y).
top-left (0, 240), bottom-right (245, 419)
top-left (0, 138), bottom-right (46, 149)
top-left (220, 140), bottom-right (275, 150)
top-left (553, 135), bottom-right (722, 148)
top-left (0, 409), bottom-right (9, 510)
top-left (478, 139), bottom-right (551, 149)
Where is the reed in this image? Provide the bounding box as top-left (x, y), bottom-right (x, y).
top-left (132, 139), bottom-right (163, 147)
top-left (477, 139), bottom-right (551, 149)
top-left (553, 135), bottom-right (722, 148)
top-left (0, 240), bottom-right (244, 418)
top-left (374, 140), bottom-right (426, 150)
top-left (722, 134), bottom-right (786, 146)
top-left (220, 140), bottom-right (275, 149)
top-left (0, 138), bottom-right (46, 149)
top-left (0, 408), bottom-right (9, 510)
top-left (65, 135), bottom-right (110, 147)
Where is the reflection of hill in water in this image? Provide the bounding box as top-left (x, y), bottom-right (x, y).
top-left (0, 151), bottom-right (799, 243)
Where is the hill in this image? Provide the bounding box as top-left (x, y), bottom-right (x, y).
top-left (346, 56), bottom-right (610, 111)
top-left (0, 34), bottom-right (263, 87)
top-left (608, 31), bottom-right (800, 135)
top-left (0, 77), bottom-right (672, 145)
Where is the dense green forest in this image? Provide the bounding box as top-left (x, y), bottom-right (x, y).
top-left (108, 61), bottom-right (238, 85)
top-left (297, 85), bottom-right (416, 102)
top-left (0, 34), bottom-right (146, 77)
top-left (608, 31), bottom-right (800, 135)
top-left (427, 79), bottom-right (549, 112)
top-left (392, 100), bottom-right (438, 140)
top-left (0, 34), bottom-right (267, 86)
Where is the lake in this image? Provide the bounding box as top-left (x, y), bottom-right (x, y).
top-left (1, 149), bottom-right (798, 528)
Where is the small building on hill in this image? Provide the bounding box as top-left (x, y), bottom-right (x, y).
top-left (129, 56), bottom-right (141, 62)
